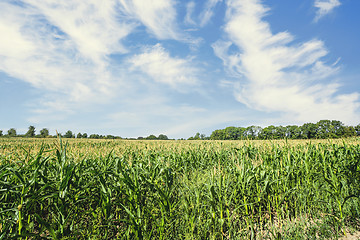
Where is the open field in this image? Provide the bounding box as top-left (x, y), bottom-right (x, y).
top-left (1, 137), bottom-right (360, 239)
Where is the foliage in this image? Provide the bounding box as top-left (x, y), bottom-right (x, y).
top-left (63, 130), bottom-right (75, 138)
top-left (158, 134), bottom-right (169, 140)
top-left (146, 134), bottom-right (157, 140)
top-left (188, 132), bottom-right (207, 140)
top-left (39, 128), bottom-right (49, 138)
top-left (0, 138), bottom-right (359, 239)
top-left (210, 120), bottom-right (358, 140)
top-left (7, 128), bottom-right (17, 137)
top-left (25, 126), bottom-right (36, 138)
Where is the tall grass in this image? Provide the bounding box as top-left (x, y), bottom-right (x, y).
top-left (0, 138), bottom-right (359, 239)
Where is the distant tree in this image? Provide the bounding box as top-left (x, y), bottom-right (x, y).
top-left (331, 120), bottom-right (345, 137)
top-left (7, 128), bottom-right (17, 137)
top-left (188, 133), bottom-right (208, 140)
top-left (301, 123), bottom-right (317, 139)
top-left (82, 133), bottom-right (88, 138)
top-left (106, 135), bottom-right (116, 139)
top-left (89, 134), bottom-right (100, 139)
top-left (146, 135), bottom-right (157, 140)
top-left (158, 134), bottom-right (168, 140)
top-left (316, 120), bottom-right (331, 138)
top-left (275, 126), bottom-right (287, 139)
top-left (25, 125), bottom-right (36, 138)
top-left (188, 133), bottom-right (200, 140)
top-left (64, 130), bottom-right (74, 138)
top-left (285, 125), bottom-right (302, 139)
top-left (0, 130), bottom-right (3, 137)
top-left (137, 137), bottom-right (144, 140)
top-left (210, 129), bottom-right (226, 140)
top-left (343, 126), bottom-right (356, 138)
top-left (259, 125), bottom-right (276, 139)
top-left (355, 124), bottom-right (360, 136)
top-left (194, 133), bottom-right (201, 140)
top-left (245, 126), bottom-right (262, 139)
top-left (76, 133), bottom-right (83, 138)
top-left (224, 127), bottom-right (243, 140)
top-left (200, 134), bottom-right (207, 140)
top-left (39, 128), bottom-right (49, 138)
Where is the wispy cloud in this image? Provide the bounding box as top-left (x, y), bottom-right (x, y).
top-left (0, 0), bottom-right (206, 137)
top-left (119, 0), bottom-right (185, 41)
top-left (314, 0), bottom-right (341, 21)
top-left (185, 1), bottom-right (196, 25)
top-left (0, 0), bottom-right (135, 111)
top-left (199, 0), bottom-right (222, 27)
top-left (184, 0), bottom-right (222, 27)
top-left (128, 44), bottom-right (200, 89)
top-left (27, 0), bottom-right (134, 63)
top-left (213, 0), bottom-right (359, 125)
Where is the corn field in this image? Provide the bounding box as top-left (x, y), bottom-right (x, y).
top-left (1, 137), bottom-right (360, 239)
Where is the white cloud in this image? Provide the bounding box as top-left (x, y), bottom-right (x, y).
top-left (184, 0), bottom-right (222, 27)
top-left (0, 0), bottom-right (206, 136)
top-left (185, 1), bottom-right (196, 25)
top-left (128, 44), bottom-right (199, 89)
top-left (26, 0), bottom-right (134, 64)
top-left (0, 0), bottom-right (136, 116)
top-left (213, 0), bottom-right (359, 125)
top-left (118, 0), bottom-right (185, 41)
top-left (199, 0), bottom-right (222, 27)
top-left (314, 0), bottom-right (341, 21)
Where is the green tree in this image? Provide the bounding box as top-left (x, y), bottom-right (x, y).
top-left (7, 128), bottom-right (17, 137)
top-left (188, 133), bottom-right (202, 140)
top-left (355, 124), bottom-right (360, 136)
top-left (82, 133), bottom-right (88, 138)
top-left (245, 126), bottom-right (262, 139)
top-left (343, 126), bottom-right (356, 138)
top-left (76, 133), bottom-right (83, 138)
top-left (275, 126), bottom-right (286, 139)
top-left (106, 135), bottom-right (116, 139)
top-left (146, 135), bottom-right (157, 140)
top-left (259, 125), bottom-right (276, 139)
top-left (331, 120), bottom-right (345, 137)
top-left (301, 123), bottom-right (317, 139)
top-left (194, 133), bottom-right (201, 140)
top-left (210, 129), bottom-right (226, 140)
top-left (0, 130), bottom-right (3, 137)
top-left (25, 125), bottom-right (36, 137)
top-left (316, 120), bottom-right (336, 138)
top-left (89, 134), bottom-right (100, 139)
top-left (39, 128), bottom-right (49, 138)
top-left (64, 130), bottom-right (74, 138)
top-left (158, 134), bottom-right (168, 140)
top-left (285, 125), bottom-right (301, 139)
top-left (224, 127), bottom-right (244, 140)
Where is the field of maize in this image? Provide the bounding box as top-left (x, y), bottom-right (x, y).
top-left (1, 137), bottom-right (360, 239)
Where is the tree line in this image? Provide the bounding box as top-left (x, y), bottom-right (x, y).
top-left (201, 120), bottom-right (360, 140)
top-left (0, 126), bottom-right (169, 140)
top-left (1, 120), bottom-right (359, 140)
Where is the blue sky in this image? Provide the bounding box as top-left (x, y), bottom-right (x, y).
top-left (0, 0), bottom-right (359, 138)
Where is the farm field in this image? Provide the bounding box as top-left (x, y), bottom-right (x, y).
top-left (1, 137), bottom-right (360, 239)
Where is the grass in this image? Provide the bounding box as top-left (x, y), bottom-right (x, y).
top-left (0, 137), bottom-right (359, 239)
